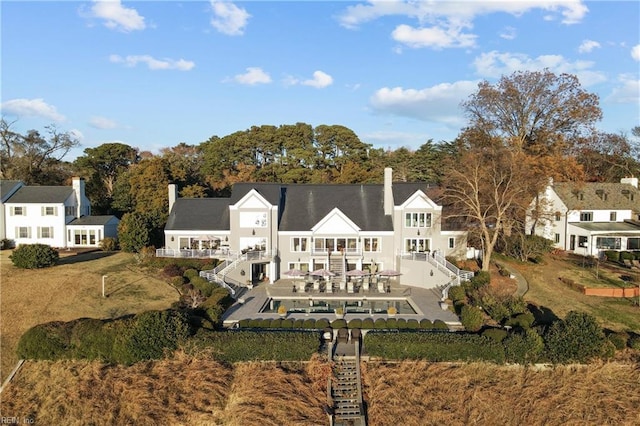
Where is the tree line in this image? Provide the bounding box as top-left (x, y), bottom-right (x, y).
top-left (2, 70), bottom-right (638, 266)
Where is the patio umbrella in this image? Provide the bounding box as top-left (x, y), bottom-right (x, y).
top-left (377, 269), bottom-right (401, 277)
top-left (310, 269), bottom-right (336, 277)
top-left (345, 269), bottom-right (370, 277)
top-left (283, 269), bottom-right (306, 277)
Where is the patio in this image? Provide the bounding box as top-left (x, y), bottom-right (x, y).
top-left (221, 278), bottom-right (461, 327)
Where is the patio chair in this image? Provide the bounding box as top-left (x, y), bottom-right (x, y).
top-left (299, 282), bottom-right (307, 293)
top-left (339, 281), bottom-right (346, 291)
top-left (362, 278), bottom-right (369, 292)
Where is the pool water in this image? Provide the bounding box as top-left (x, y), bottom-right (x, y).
top-left (262, 298), bottom-right (417, 315)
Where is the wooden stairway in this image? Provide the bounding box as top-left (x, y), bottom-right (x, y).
top-left (330, 330), bottom-right (366, 426)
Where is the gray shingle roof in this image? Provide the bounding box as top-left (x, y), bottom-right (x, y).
top-left (68, 215), bottom-right (119, 226)
top-left (229, 183), bottom-right (284, 205)
top-left (166, 198), bottom-right (230, 231)
top-left (554, 182), bottom-right (640, 210)
top-left (0, 180), bottom-right (23, 201)
top-left (279, 184), bottom-right (393, 231)
top-left (5, 186), bottom-right (73, 203)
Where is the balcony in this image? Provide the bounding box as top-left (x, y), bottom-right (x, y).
top-left (155, 248), bottom-right (236, 259)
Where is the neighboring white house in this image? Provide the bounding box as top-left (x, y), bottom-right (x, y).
top-left (0, 180), bottom-right (24, 244)
top-left (527, 177), bottom-right (640, 256)
top-left (1, 177), bottom-right (119, 248)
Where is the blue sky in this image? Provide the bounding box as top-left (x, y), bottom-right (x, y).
top-left (2, 1), bottom-right (639, 160)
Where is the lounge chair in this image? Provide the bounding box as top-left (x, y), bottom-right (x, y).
top-left (347, 282), bottom-right (354, 293)
top-left (362, 278), bottom-right (369, 292)
top-left (326, 282), bottom-right (333, 293)
top-left (313, 280), bottom-right (320, 291)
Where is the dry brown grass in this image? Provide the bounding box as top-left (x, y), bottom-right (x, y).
top-left (1, 354), bottom-right (330, 425)
top-left (0, 250), bottom-right (179, 382)
top-left (362, 361), bottom-right (640, 426)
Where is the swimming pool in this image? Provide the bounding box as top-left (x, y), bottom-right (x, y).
top-left (261, 298), bottom-right (417, 315)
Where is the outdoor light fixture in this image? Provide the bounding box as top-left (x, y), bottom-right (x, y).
top-left (240, 269), bottom-right (245, 276)
top-left (225, 236), bottom-right (228, 242)
top-left (417, 229), bottom-right (420, 236)
top-left (430, 270), bottom-right (434, 276)
top-left (252, 229), bottom-right (256, 235)
top-left (171, 236), bottom-right (174, 242)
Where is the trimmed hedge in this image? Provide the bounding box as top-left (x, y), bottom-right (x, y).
top-left (190, 329), bottom-right (320, 362)
top-left (365, 331), bottom-right (505, 363)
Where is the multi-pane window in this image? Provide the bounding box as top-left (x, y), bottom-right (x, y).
top-left (291, 237), bottom-right (308, 252)
top-left (38, 227), bottom-right (54, 238)
top-left (628, 238), bottom-right (640, 250)
top-left (65, 206), bottom-right (75, 216)
top-left (16, 227), bottom-right (31, 238)
top-left (579, 212), bottom-right (593, 222)
top-left (42, 206), bottom-right (57, 216)
top-left (363, 238), bottom-right (380, 252)
top-left (610, 212), bottom-right (617, 222)
top-left (11, 206), bottom-right (25, 215)
top-left (578, 236), bottom-right (588, 247)
top-left (596, 237), bottom-right (621, 250)
top-left (405, 212), bottom-right (432, 228)
top-left (405, 238), bottom-right (430, 252)
top-left (555, 212), bottom-right (561, 221)
top-left (555, 233), bottom-right (560, 243)
top-left (448, 237), bottom-right (455, 249)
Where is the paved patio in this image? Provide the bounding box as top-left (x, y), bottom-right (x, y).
top-left (222, 278), bottom-right (461, 327)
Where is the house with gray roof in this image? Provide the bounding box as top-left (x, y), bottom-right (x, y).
top-left (527, 177), bottom-right (640, 256)
top-left (1, 180), bottom-right (24, 244)
top-left (158, 168), bottom-right (469, 290)
top-left (1, 177), bottom-right (119, 248)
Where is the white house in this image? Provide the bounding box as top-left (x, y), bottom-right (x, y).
top-left (528, 177), bottom-right (640, 256)
top-left (1, 177), bottom-right (119, 248)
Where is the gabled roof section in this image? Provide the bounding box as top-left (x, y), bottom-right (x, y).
top-left (6, 186), bottom-right (73, 204)
top-left (312, 208), bottom-right (361, 235)
top-left (68, 215), bottom-right (119, 226)
top-left (1, 180), bottom-right (23, 201)
top-left (279, 184), bottom-right (392, 231)
top-left (166, 198), bottom-right (230, 231)
top-left (231, 188), bottom-right (273, 209)
top-left (553, 182), bottom-right (640, 210)
top-left (392, 182), bottom-right (440, 206)
top-left (399, 190), bottom-right (442, 210)
top-left (229, 183), bottom-right (283, 206)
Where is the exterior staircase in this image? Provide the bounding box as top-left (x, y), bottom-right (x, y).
top-left (330, 329), bottom-right (366, 426)
top-left (329, 253), bottom-right (346, 282)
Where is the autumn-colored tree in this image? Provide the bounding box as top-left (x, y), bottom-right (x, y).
top-left (572, 130), bottom-right (640, 182)
top-left (443, 142), bottom-right (535, 271)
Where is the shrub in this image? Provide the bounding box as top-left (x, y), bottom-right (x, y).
top-left (362, 318), bottom-right (375, 329)
top-left (331, 319), bottom-right (347, 329)
top-left (118, 212), bottom-right (151, 253)
top-left (348, 319), bottom-right (362, 329)
top-left (270, 319), bottom-right (282, 328)
top-left (482, 328), bottom-right (508, 343)
top-left (238, 319), bottom-right (250, 328)
top-left (433, 320), bottom-right (449, 330)
top-left (387, 306), bottom-right (398, 316)
top-left (16, 321), bottom-right (69, 359)
top-left (190, 276), bottom-right (215, 298)
top-left (461, 305), bottom-right (484, 332)
top-left (628, 335), bottom-right (640, 350)
top-left (544, 311), bottom-right (607, 364)
top-left (277, 305), bottom-right (288, 316)
top-left (506, 312), bottom-right (535, 330)
top-left (504, 328), bottom-right (544, 364)
top-left (420, 319), bottom-right (433, 330)
top-left (603, 250), bottom-right (620, 262)
top-left (385, 318), bottom-right (397, 329)
top-left (99, 237), bottom-right (118, 251)
top-left (10, 244), bottom-right (59, 269)
top-left (406, 319), bottom-right (420, 329)
top-left (302, 319), bottom-right (316, 329)
top-left (163, 263), bottom-right (184, 277)
top-left (126, 310), bottom-right (191, 362)
top-left (260, 319), bottom-right (272, 328)
top-left (315, 319), bottom-right (330, 329)
top-left (374, 318), bottom-right (387, 329)
top-left (293, 319), bottom-right (305, 329)
top-left (183, 269), bottom-right (199, 280)
top-left (1, 238), bottom-right (15, 250)
top-left (448, 286), bottom-right (466, 303)
top-left (280, 319), bottom-right (294, 329)
top-left (396, 319), bottom-right (407, 329)
top-left (620, 251), bottom-right (635, 261)
top-left (607, 331), bottom-right (629, 350)
top-left (469, 271), bottom-right (491, 290)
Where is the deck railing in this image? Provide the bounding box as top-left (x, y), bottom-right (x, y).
top-left (155, 248), bottom-right (236, 259)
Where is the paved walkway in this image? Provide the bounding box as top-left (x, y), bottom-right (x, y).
top-left (222, 279), bottom-right (460, 326)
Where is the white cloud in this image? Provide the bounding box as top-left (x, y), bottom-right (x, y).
top-left (232, 67), bottom-right (271, 85)
top-left (338, 1), bottom-right (587, 50)
top-left (578, 39), bottom-right (600, 53)
top-left (0, 98), bottom-right (65, 122)
top-left (606, 74), bottom-right (640, 104)
top-left (210, 0), bottom-right (250, 36)
top-left (89, 116), bottom-right (117, 129)
top-left (284, 71), bottom-right (334, 88)
top-left (338, 1), bottom-right (588, 29)
top-left (109, 54), bottom-right (195, 71)
top-left (69, 129), bottom-right (84, 141)
top-left (632, 44), bottom-right (640, 61)
top-left (302, 71), bottom-right (334, 88)
top-left (473, 50), bottom-right (606, 86)
top-left (500, 26), bottom-right (516, 40)
top-left (369, 80), bottom-right (479, 125)
top-left (83, 0), bottom-right (146, 32)
top-left (391, 23), bottom-right (476, 49)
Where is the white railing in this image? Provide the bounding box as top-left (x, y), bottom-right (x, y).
top-left (310, 248), bottom-right (362, 256)
top-left (199, 250), bottom-right (273, 297)
top-left (155, 248), bottom-right (236, 259)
